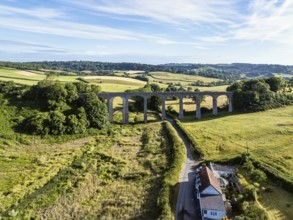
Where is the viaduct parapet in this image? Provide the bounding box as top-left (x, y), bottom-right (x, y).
top-left (96, 91), bottom-right (233, 123)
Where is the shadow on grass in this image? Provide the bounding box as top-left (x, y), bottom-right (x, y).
top-left (177, 110), bottom-right (244, 123)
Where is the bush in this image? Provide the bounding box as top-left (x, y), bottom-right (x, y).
top-left (45, 111), bottom-right (66, 135)
top-left (66, 114), bottom-right (80, 134)
top-left (242, 156), bottom-right (267, 183)
top-left (24, 112), bottom-right (48, 135)
top-left (82, 93), bottom-right (109, 129)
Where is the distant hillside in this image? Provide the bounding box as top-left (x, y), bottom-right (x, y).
top-left (1, 61), bottom-right (293, 80)
top-left (161, 63), bottom-right (293, 79)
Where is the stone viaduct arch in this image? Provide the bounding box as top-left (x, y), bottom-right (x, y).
top-left (97, 92), bottom-right (233, 124)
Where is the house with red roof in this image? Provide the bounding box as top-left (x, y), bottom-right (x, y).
top-left (195, 166), bottom-right (227, 220)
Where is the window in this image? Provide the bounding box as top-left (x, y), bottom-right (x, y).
top-left (204, 210), bottom-right (207, 214)
top-left (210, 211), bottom-right (217, 216)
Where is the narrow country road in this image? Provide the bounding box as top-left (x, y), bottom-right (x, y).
top-left (166, 118), bottom-right (201, 220)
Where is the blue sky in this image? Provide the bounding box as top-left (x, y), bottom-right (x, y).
top-left (1, 0), bottom-right (293, 64)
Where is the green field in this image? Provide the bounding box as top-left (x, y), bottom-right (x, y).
top-left (146, 71), bottom-right (221, 89)
top-left (0, 68), bottom-right (80, 85)
top-left (82, 76), bottom-right (147, 92)
top-left (0, 68), bottom-right (146, 92)
top-left (259, 185), bottom-right (293, 219)
top-left (178, 106), bottom-right (293, 219)
top-left (149, 71), bottom-right (220, 83)
top-left (0, 68), bottom-right (226, 93)
top-left (180, 106), bottom-right (293, 180)
top-left (120, 70), bottom-right (225, 90)
top-left (0, 68), bottom-right (45, 85)
top-left (165, 95), bottom-right (229, 114)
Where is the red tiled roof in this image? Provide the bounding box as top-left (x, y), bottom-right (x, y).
top-left (199, 166), bottom-right (222, 195)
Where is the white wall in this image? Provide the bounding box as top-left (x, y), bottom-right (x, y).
top-left (201, 185), bottom-right (220, 195)
top-left (203, 209), bottom-right (226, 220)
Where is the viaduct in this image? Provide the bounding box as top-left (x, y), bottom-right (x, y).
top-left (97, 91), bottom-right (233, 124)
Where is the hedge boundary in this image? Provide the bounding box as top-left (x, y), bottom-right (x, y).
top-left (157, 121), bottom-right (186, 219)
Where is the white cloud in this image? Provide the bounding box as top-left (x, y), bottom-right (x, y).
top-left (232, 0), bottom-right (293, 43)
top-left (195, 0), bottom-right (293, 46)
top-left (60, 0), bottom-right (240, 27)
top-left (59, 0), bottom-right (293, 47)
top-left (0, 5), bottom-right (65, 19)
top-left (0, 39), bottom-right (77, 54)
top-left (0, 39), bottom-right (52, 48)
top-left (0, 4), bottom-right (186, 44)
top-left (1, 0), bottom-right (293, 64)
top-left (0, 17), bottom-right (144, 41)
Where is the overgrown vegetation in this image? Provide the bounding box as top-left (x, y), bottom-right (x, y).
top-left (227, 76), bottom-right (293, 112)
top-left (231, 157), bottom-right (274, 219)
top-left (157, 122), bottom-right (186, 219)
top-left (0, 80), bottom-right (185, 218)
top-left (0, 80), bottom-right (108, 135)
top-left (0, 102), bottom-right (185, 219)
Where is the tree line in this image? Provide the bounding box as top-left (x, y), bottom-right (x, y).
top-left (1, 61), bottom-right (292, 81)
top-left (0, 79), bottom-right (108, 135)
top-left (227, 76), bottom-right (293, 112)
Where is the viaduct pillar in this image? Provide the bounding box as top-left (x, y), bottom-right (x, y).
top-left (212, 96), bottom-right (218, 116)
top-left (161, 96), bottom-right (166, 120)
top-left (179, 96), bottom-right (184, 120)
top-left (228, 95), bottom-right (233, 113)
top-left (123, 98), bottom-right (129, 124)
top-left (196, 95), bottom-right (201, 119)
top-left (144, 96), bottom-right (148, 123)
top-left (107, 98), bottom-right (113, 122)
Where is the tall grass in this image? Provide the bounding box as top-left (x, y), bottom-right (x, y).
top-left (1, 120), bottom-right (183, 219)
top-left (176, 106), bottom-right (293, 191)
top-left (157, 122), bottom-right (186, 219)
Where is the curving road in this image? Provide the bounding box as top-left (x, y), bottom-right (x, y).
top-left (166, 118), bottom-right (201, 220)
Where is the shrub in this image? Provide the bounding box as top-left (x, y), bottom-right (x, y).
top-left (47, 111), bottom-right (66, 135)
top-left (82, 93), bottom-right (109, 129)
top-left (66, 114), bottom-right (80, 134)
top-left (24, 112), bottom-right (48, 135)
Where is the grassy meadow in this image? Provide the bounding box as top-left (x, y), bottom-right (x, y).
top-left (0, 68), bottom-right (227, 93)
top-left (165, 95), bottom-right (229, 114)
top-left (113, 70), bottom-right (227, 91)
top-left (259, 185), bottom-right (293, 219)
top-left (0, 68), bottom-right (146, 91)
top-left (179, 106), bottom-right (293, 182)
top-left (148, 71), bottom-right (221, 86)
top-left (0, 93), bottom-right (182, 219)
top-left (82, 76), bottom-right (147, 92)
top-left (177, 106), bottom-right (293, 219)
